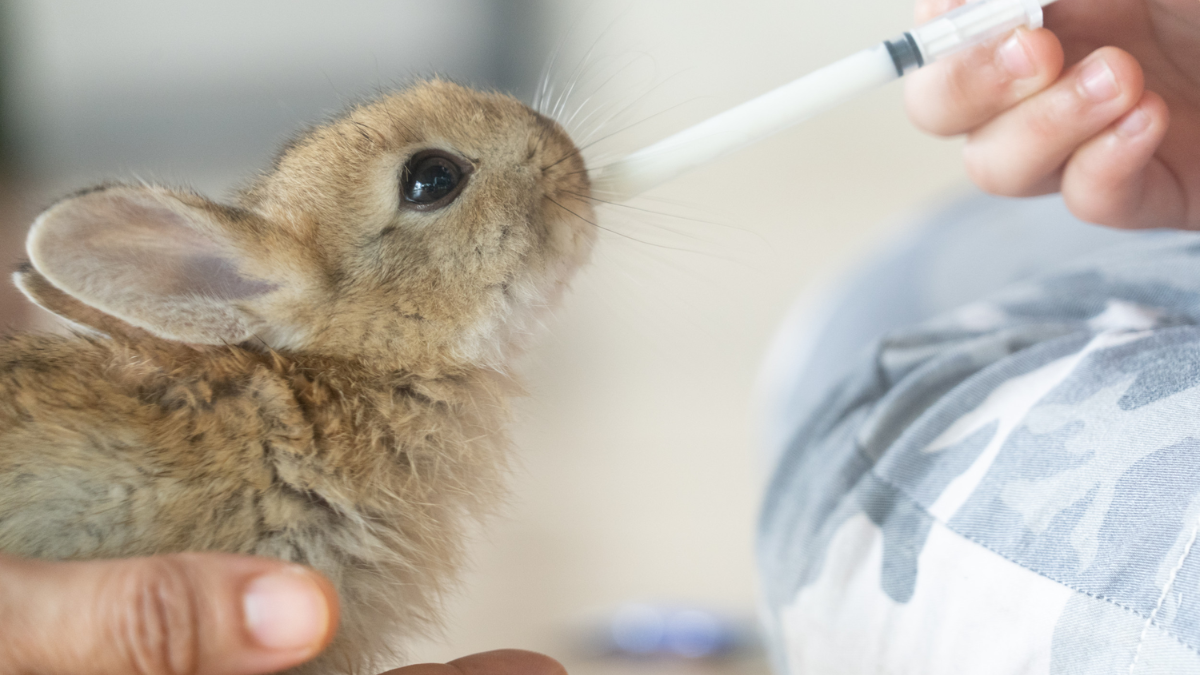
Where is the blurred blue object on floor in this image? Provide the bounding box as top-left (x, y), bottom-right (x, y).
top-left (592, 603), bottom-right (759, 660)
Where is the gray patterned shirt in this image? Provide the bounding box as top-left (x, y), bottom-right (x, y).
top-left (759, 196), bottom-right (1200, 674)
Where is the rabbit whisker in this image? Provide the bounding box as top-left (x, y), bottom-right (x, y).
top-left (534, 0), bottom-right (596, 114)
top-left (561, 51), bottom-right (655, 140)
top-left (547, 195), bottom-right (733, 258)
top-left (563, 189), bottom-right (758, 239)
top-left (546, 95), bottom-right (706, 174)
top-left (564, 191), bottom-right (761, 268)
top-left (560, 53), bottom-right (649, 138)
top-left (549, 6), bottom-right (632, 125)
top-left (572, 66), bottom-right (700, 150)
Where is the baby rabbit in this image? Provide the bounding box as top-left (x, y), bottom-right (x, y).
top-left (0, 80), bottom-right (595, 674)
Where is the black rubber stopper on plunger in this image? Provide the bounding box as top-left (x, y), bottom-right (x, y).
top-left (885, 32), bottom-right (924, 76)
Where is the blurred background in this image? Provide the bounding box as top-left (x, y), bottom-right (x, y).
top-left (0, 1), bottom-right (969, 673)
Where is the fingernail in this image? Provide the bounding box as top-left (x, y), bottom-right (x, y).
top-left (997, 32), bottom-right (1036, 79)
top-left (1078, 56), bottom-right (1119, 102)
top-left (1115, 106), bottom-right (1150, 138)
top-left (244, 568), bottom-right (331, 652)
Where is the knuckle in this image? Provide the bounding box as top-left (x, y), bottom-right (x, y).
top-left (962, 141), bottom-right (1054, 197)
top-left (1022, 99), bottom-right (1067, 144)
top-left (938, 66), bottom-right (978, 133)
top-left (907, 50), bottom-right (1009, 137)
top-left (905, 86), bottom-right (959, 136)
top-left (109, 558), bottom-right (201, 675)
top-left (962, 144), bottom-right (1009, 195)
top-left (1063, 185), bottom-right (1121, 226)
top-left (906, 68), bottom-right (960, 133)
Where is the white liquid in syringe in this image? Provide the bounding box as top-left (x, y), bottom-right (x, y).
top-left (590, 44), bottom-right (898, 202)
top-left (589, 0), bottom-right (1056, 202)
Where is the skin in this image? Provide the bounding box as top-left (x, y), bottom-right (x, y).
top-left (905, 0), bottom-right (1200, 229)
top-left (0, 552), bottom-right (565, 675)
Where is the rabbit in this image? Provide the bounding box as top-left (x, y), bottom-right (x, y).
top-left (0, 78), bottom-right (596, 674)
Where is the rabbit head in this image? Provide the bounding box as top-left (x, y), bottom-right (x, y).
top-left (17, 80), bottom-right (596, 373)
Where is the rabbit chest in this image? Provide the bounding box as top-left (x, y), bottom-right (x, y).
top-left (0, 332), bottom-right (510, 611)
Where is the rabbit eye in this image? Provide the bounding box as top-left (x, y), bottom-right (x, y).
top-left (400, 150), bottom-right (472, 210)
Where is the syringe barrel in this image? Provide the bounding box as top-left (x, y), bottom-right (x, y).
top-left (588, 0), bottom-right (1058, 201)
top-left (909, 0), bottom-right (1044, 63)
top-left (590, 44), bottom-right (898, 201)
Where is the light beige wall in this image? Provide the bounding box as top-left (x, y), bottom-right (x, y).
top-left (2, 0), bottom-right (533, 182)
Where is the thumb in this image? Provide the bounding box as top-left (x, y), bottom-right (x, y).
top-left (0, 552), bottom-right (338, 675)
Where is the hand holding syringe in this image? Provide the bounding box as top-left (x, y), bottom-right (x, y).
top-left (591, 0), bottom-right (1058, 201)
top-left (591, 0), bottom-right (1193, 231)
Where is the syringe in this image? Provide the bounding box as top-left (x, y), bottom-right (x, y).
top-left (590, 0), bottom-right (1059, 201)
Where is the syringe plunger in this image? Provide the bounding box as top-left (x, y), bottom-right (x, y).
top-left (907, 0), bottom-right (1045, 64)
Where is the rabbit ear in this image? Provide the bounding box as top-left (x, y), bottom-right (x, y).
top-left (26, 186), bottom-right (277, 345)
top-left (13, 262), bottom-right (149, 340)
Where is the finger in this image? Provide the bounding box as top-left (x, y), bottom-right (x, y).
top-left (449, 650), bottom-right (568, 675)
top-left (384, 650), bottom-right (568, 675)
top-left (963, 46), bottom-right (1146, 197)
top-left (1061, 91), bottom-right (1184, 229)
top-left (0, 552), bottom-right (338, 675)
top-left (915, 0), bottom-right (962, 23)
top-left (906, 28), bottom-right (1064, 136)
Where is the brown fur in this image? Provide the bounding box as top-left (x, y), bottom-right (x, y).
top-left (0, 80), bottom-right (594, 673)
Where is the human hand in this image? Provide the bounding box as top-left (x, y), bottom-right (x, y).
top-left (905, 0), bottom-right (1200, 229)
top-left (380, 650), bottom-right (567, 675)
top-left (0, 552), bottom-right (338, 675)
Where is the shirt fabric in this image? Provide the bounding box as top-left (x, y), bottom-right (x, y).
top-left (758, 193), bottom-right (1200, 674)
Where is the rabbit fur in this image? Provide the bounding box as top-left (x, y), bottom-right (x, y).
top-left (0, 79), bottom-right (595, 674)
